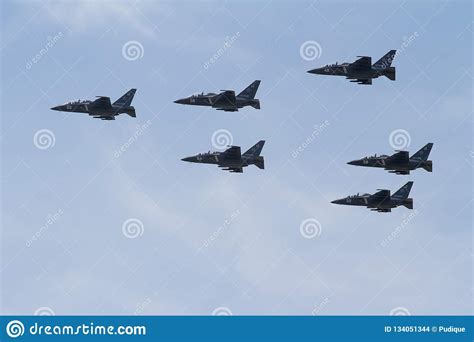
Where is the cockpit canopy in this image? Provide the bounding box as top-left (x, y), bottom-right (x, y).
top-left (196, 151), bottom-right (219, 156)
top-left (325, 62), bottom-right (349, 67)
top-left (66, 99), bottom-right (88, 104)
top-left (348, 193), bottom-right (370, 198)
top-left (365, 154), bottom-right (388, 159)
top-left (190, 92), bottom-right (216, 98)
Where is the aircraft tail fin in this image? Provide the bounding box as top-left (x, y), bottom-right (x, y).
top-left (373, 50), bottom-right (397, 69)
top-left (237, 80), bottom-right (261, 99)
top-left (411, 143), bottom-right (433, 161)
top-left (113, 89), bottom-right (137, 107)
top-left (254, 156), bottom-right (264, 169)
top-left (392, 181), bottom-right (413, 200)
top-left (243, 140), bottom-right (265, 157)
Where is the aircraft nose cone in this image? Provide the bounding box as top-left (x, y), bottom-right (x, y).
top-left (331, 199), bottom-right (344, 205)
top-left (307, 68), bottom-right (323, 75)
top-left (181, 156), bottom-right (193, 162)
top-left (347, 160), bottom-right (360, 166)
top-left (174, 98), bottom-right (187, 105)
top-left (50, 106), bottom-right (61, 111)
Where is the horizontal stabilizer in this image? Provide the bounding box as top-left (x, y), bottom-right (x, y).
top-left (384, 67), bottom-right (396, 81)
top-left (403, 198), bottom-right (413, 209)
top-left (422, 160), bottom-right (432, 172)
top-left (254, 157), bottom-right (264, 169)
top-left (250, 100), bottom-right (260, 109)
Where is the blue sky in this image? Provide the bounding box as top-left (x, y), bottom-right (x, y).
top-left (1, 0), bottom-right (472, 315)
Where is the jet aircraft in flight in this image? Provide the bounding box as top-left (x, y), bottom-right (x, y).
top-left (174, 81), bottom-right (261, 112)
top-left (331, 181), bottom-right (414, 212)
top-left (181, 140), bottom-right (265, 173)
top-left (307, 50), bottom-right (397, 85)
top-left (51, 89), bottom-right (137, 120)
top-left (347, 143), bottom-right (433, 175)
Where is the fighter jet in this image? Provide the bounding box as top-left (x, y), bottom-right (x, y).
top-left (331, 182), bottom-right (414, 213)
top-left (181, 140), bottom-right (265, 173)
top-left (347, 143), bottom-right (433, 175)
top-left (307, 50), bottom-right (397, 85)
top-left (51, 89), bottom-right (137, 120)
top-left (174, 80), bottom-right (261, 112)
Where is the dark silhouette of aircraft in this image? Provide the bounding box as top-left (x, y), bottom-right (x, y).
top-left (174, 81), bottom-right (261, 112)
top-left (51, 89), bottom-right (137, 120)
top-left (348, 143), bottom-right (433, 175)
top-left (181, 140), bottom-right (265, 173)
top-left (307, 50), bottom-right (396, 85)
top-left (331, 182), bottom-right (414, 212)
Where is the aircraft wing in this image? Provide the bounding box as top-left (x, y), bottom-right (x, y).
top-left (213, 90), bottom-right (236, 107)
top-left (91, 96), bottom-right (112, 109)
top-left (221, 146), bottom-right (241, 158)
top-left (351, 56), bottom-right (372, 69)
top-left (369, 190), bottom-right (391, 202)
top-left (387, 150), bottom-right (409, 164)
